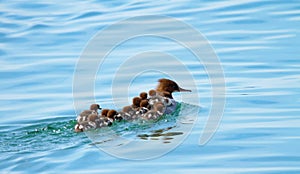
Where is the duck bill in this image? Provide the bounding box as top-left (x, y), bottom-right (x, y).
top-left (178, 87), bottom-right (192, 92)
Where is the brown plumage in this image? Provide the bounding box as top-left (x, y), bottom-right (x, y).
top-left (156, 78), bottom-right (191, 99)
top-left (139, 92), bottom-right (148, 100)
top-left (140, 100), bottom-right (149, 108)
top-left (122, 105), bottom-right (132, 113)
top-left (148, 89), bottom-right (156, 97)
top-left (138, 99), bottom-right (150, 114)
top-left (80, 104), bottom-right (101, 116)
top-left (87, 113), bottom-right (98, 122)
top-left (121, 105), bottom-right (137, 120)
top-left (154, 102), bottom-right (165, 114)
top-left (101, 109), bottom-right (110, 117)
top-left (107, 110), bottom-right (118, 120)
top-left (90, 104), bottom-right (101, 111)
top-left (132, 97), bottom-right (142, 108)
top-left (77, 103), bottom-right (101, 123)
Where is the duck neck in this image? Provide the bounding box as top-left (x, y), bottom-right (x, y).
top-left (157, 90), bottom-right (173, 99)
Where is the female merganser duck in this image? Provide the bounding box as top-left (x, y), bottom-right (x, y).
top-left (152, 78), bottom-right (191, 115)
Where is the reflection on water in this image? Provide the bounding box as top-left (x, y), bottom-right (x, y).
top-left (137, 127), bottom-right (184, 144)
top-left (84, 102), bottom-right (200, 160)
top-left (81, 102), bottom-right (200, 160)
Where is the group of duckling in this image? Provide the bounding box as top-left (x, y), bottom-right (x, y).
top-left (75, 89), bottom-right (170, 132)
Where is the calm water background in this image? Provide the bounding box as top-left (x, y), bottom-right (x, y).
top-left (1, 0), bottom-right (300, 173)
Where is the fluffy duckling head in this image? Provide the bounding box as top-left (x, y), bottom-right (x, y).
top-left (148, 89), bottom-right (156, 97)
top-left (132, 97), bottom-right (142, 108)
top-left (139, 92), bottom-right (148, 100)
top-left (107, 109), bottom-right (118, 120)
top-left (90, 104), bottom-right (101, 111)
top-left (140, 99), bottom-right (149, 108)
top-left (101, 109), bottom-right (110, 116)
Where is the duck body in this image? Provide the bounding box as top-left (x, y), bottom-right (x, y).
top-left (164, 98), bottom-right (177, 115)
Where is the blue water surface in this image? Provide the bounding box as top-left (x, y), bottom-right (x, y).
top-left (1, 0), bottom-right (300, 173)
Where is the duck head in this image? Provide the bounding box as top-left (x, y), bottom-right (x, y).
top-left (156, 78), bottom-right (191, 99)
top-left (90, 104), bottom-right (102, 111)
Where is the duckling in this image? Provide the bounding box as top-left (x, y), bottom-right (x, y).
top-left (122, 105), bottom-right (135, 115)
top-left (86, 113), bottom-right (100, 129)
top-left (148, 89), bottom-right (156, 97)
top-left (132, 97), bottom-right (142, 110)
top-left (121, 105), bottom-right (138, 120)
top-left (139, 99), bottom-right (149, 114)
top-left (107, 109), bottom-right (117, 121)
top-left (90, 104), bottom-right (102, 111)
top-left (107, 109), bottom-right (123, 122)
top-left (139, 92), bottom-right (148, 100)
top-left (142, 102), bottom-right (165, 120)
top-left (87, 113), bottom-right (98, 122)
top-left (76, 104), bottom-right (101, 123)
top-left (148, 89), bottom-right (157, 105)
top-left (119, 96), bottom-right (143, 120)
top-left (148, 89), bottom-right (165, 106)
